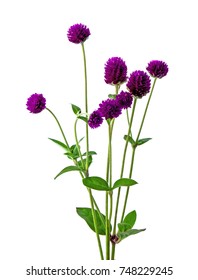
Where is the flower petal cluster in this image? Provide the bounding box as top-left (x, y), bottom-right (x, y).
top-left (26, 93), bottom-right (46, 113)
top-left (104, 57), bottom-right (127, 85)
top-left (127, 70), bottom-right (151, 98)
top-left (116, 91), bottom-right (133, 109)
top-left (67, 23), bottom-right (90, 44)
top-left (146, 60), bottom-right (168, 79)
top-left (98, 99), bottom-right (122, 120)
top-left (88, 110), bottom-right (103, 129)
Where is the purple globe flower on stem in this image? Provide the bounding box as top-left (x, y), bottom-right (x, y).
top-left (127, 70), bottom-right (151, 98)
top-left (26, 93), bottom-right (46, 113)
top-left (88, 110), bottom-right (103, 129)
top-left (67, 23), bottom-right (91, 44)
top-left (104, 57), bottom-right (127, 85)
top-left (146, 60), bottom-right (168, 79)
top-left (116, 91), bottom-right (133, 109)
top-left (99, 99), bottom-right (122, 120)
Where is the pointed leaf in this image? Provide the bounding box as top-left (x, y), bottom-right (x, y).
top-left (48, 138), bottom-right (69, 151)
top-left (71, 104), bottom-right (81, 115)
top-left (137, 138), bottom-right (152, 146)
top-left (118, 228), bottom-right (146, 241)
top-left (78, 116), bottom-right (88, 123)
top-left (118, 222), bottom-right (132, 232)
top-left (124, 135), bottom-right (136, 146)
top-left (82, 151), bottom-right (97, 157)
top-left (76, 207), bottom-right (111, 235)
top-left (123, 210), bottom-right (137, 229)
top-left (54, 166), bottom-right (81, 179)
top-left (83, 176), bottom-right (109, 191)
top-left (78, 156), bottom-right (92, 169)
top-left (112, 178), bottom-right (138, 190)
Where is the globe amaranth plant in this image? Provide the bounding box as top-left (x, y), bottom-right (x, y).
top-left (26, 23), bottom-right (168, 260)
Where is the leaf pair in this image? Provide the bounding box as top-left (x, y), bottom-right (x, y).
top-left (117, 210), bottom-right (146, 242)
top-left (82, 176), bottom-right (138, 191)
top-left (124, 135), bottom-right (152, 147)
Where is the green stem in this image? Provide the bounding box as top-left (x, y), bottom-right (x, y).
top-left (81, 43), bottom-right (89, 174)
top-left (120, 78), bottom-right (158, 222)
top-left (74, 118), bottom-right (85, 171)
top-left (111, 98), bottom-right (137, 260)
top-left (46, 107), bottom-right (69, 147)
top-left (88, 188), bottom-right (104, 260)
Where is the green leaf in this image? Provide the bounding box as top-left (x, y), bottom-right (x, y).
top-left (108, 94), bottom-right (116, 99)
top-left (78, 116), bottom-right (88, 123)
top-left (112, 178), bottom-right (138, 189)
top-left (48, 138), bottom-right (69, 151)
top-left (71, 104), bottom-right (81, 115)
top-left (76, 207), bottom-right (110, 235)
top-left (82, 176), bottom-right (109, 191)
top-left (137, 138), bottom-right (152, 146)
top-left (124, 135), bottom-right (136, 146)
top-left (54, 166), bottom-right (81, 179)
top-left (78, 156), bottom-right (92, 169)
top-left (82, 151), bottom-right (97, 156)
top-left (118, 222), bottom-right (132, 232)
top-left (117, 228), bottom-right (146, 241)
top-left (123, 210), bottom-right (137, 229)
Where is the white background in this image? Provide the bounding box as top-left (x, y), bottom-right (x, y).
top-left (0, 0), bottom-right (198, 279)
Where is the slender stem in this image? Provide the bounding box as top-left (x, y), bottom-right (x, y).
top-left (74, 118), bottom-right (85, 171)
top-left (81, 43), bottom-right (89, 173)
top-left (88, 188), bottom-right (104, 260)
top-left (111, 98), bottom-right (137, 260)
top-left (120, 78), bottom-right (158, 222)
top-left (46, 107), bottom-right (69, 147)
top-left (136, 78), bottom-right (157, 142)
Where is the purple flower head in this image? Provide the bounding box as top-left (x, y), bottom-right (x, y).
top-left (116, 91), bottom-right (133, 109)
top-left (88, 110), bottom-right (103, 129)
top-left (146, 60), bottom-right (168, 79)
top-left (127, 70), bottom-right (151, 98)
top-left (104, 57), bottom-right (127, 85)
top-left (26, 93), bottom-right (46, 113)
top-left (67, 23), bottom-right (90, 44)
top-left (99, 99), bottom-right (122, 120)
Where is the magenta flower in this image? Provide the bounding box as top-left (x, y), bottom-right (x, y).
top-left (146, 60), bottom-right (168, 79)
top-left (104, 57), bottom-right (127, 85)
top-left (127, 70), bottom-right (151, 98)
top-left (88, 110), bottom-right (103, 129)
top-left (99, 99), bottom-right (122, 120)
top-left (116, 91), bottom-right (133, 109)
top-left (67, 23), bottom-right (90, 44)
top-left (26, 93), bottom-right (46, 113)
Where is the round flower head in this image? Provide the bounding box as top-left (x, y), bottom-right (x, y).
top-left (146, 60), bottom-right (168, 79)
top-left (26, 93), bottom-right (46, 113)
top-left (67, 23), bottom-right (90, 44)
top-left (88, 110), bottom-right (103, 129)
top-left (127, 70), bottom-right (151, 98)
top-left (104, 57), bottom-right (127, 85)
top-left (99, 99), bottom-right (122, 119)
top-left (116, 91), bottom-right (133, 109)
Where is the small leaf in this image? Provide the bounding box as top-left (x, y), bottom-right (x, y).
top-left (78, 156), bottom-right (92, 169)
top-left (82, 151), bottom-right (97, 156)
top-left (123, 210), bottom-right (137, 229)
top-left (124, 135), bottom-right (136, 146)
top-left (117, 228), bottom-right (146, 241)
top-left (48, 138), bottom-right (69, 151)
top-left (112, 178), bottom-right (138, 189)
top-left (76, 207), bottom-right (110, 235)
top-left (54, 166), bottom-right (81, 179)
top-left (83, 176), bottom-right (109, 191)
top-left (108, 94), bottom-right (116, 99)
top-left (118, 222), bottom-right (132, 232)
top-left (78, 116), bottom-right (88, 123)
top-left (71, 104), bottom-right (81, 115)
top-left (137, 138), bottom-right (152, 146)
